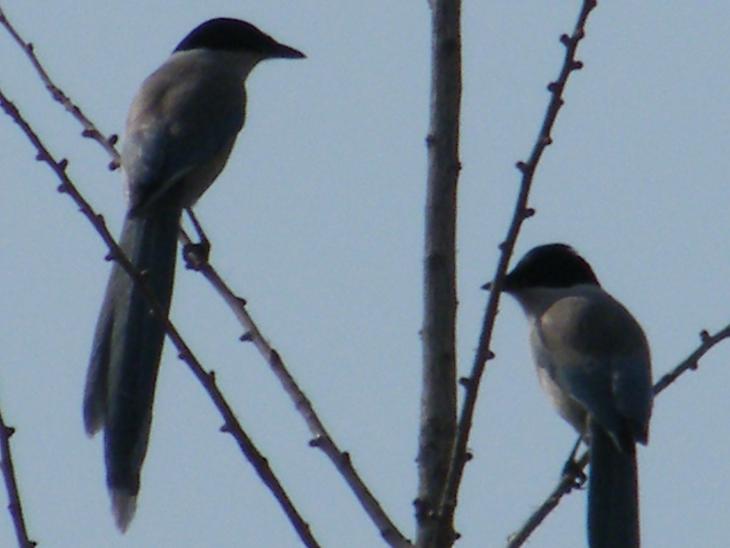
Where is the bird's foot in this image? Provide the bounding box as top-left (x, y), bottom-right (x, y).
top-left (561, 458), bottom-right (587, 491)
top-left (183, 237), bottom-right (210, 271)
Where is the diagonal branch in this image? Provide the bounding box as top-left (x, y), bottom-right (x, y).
top-left (651, 326), bottom-right (730, 395)
top-left (0, 6), bottom-right (121, 168)
top-left (437, 0), bottom-right (598, 532)
top-left (0, 89), bottom-right (320, 548)
top-left (507, 322), bottom-right (730, 547)
top-left (506, 452), bottom-right (590, 548)
top-left (180, 228), bottom-right (412, 548)
top-left (0, 407), bottom-right (36, 548)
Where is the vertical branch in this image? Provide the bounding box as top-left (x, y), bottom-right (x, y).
top-left (416, 0), bottom-right (461, 546)
top-left (0, 408), bottom-right (35, 548)
top-left (436, 2), bottom-right (598, 537)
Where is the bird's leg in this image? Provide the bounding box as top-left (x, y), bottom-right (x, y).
top-left (182, 207), bottom-right (211, 270)
top-left (561, 434), bottom-right (587, 490)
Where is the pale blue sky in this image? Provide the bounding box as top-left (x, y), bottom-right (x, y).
top-left (2, 1), bottom-right (729, 547)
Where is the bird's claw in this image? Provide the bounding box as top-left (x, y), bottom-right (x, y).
top-left (183, 238), bottom-right (211, 271)
top-left (562, 458), bottom-right (587, 491)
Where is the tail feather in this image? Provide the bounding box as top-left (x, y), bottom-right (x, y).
top-left (112, 489), bottom-right (138, 532)
top-left (83, 208), bottom-right (180, 531)
top-left (588, 421), bottom-right (640, 548)
top-left (84, 263), bottom-right (125, 435)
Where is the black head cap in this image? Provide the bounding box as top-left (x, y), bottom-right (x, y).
top-left (174, 18), bottom-right (305, 59)
top-left (503, 243), bottom-right (600, 292)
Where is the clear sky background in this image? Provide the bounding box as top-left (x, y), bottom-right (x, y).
top-left (2, 1), bottom-right (729, 547)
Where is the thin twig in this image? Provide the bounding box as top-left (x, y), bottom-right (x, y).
top-left (437, 0), bottom-right (598, 531)
top-left (0, 6), bottom-right (121, 168)
top-left (0, 11), bottom-right (409, 544)
top-left (0, 408), bottom-right (35, 548)
top-left (0, 90), bottom-right (320, 548)
top-left (180, 228), bottom-right (412, 548)
top-left (506, 452), bottom-right (589, 548)
top-left (506, 322), bottom-right (730, 547)
top-left (417, 0), bottom-right (461, 546)
top-left (652, 326), bottom-right (730, 395)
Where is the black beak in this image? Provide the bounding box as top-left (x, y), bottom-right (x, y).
top-left (270, 42), bottom-right (306, 59)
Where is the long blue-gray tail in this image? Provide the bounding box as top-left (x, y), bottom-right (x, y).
top-left (84, 208), bottom-right (180, 531)
top-left (588, 421), bottom-right (640, 548)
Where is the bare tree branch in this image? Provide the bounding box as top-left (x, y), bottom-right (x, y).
top-left (507, 322), bottom-right (730, 547)
top-left (180, 227), bottom-right (412, 548)
top-left (0, 6), bottom-right (121, 168)
top-left (0, 89), bottom-right (320, 548)
top-left (0, 408), bottom-right (35, 548)
top-left (506, 452), bottom-right (590, 548)
top-left (416, 0), bottom-right (461, 546)
top-left (652, 327), bottom-right (730, 395)
top-left (437, 0), bottom-right (598, 535)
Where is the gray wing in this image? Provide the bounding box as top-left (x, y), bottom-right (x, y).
top-left (612, 350), bottom-right (652, 444)
top-left (536, 292), bottom-right (653, 448)
top-left (122, 53), bottom-right (246, 212)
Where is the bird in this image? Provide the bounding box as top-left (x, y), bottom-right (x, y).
top-left (500, 243), bottom-right (652, 548)
top-left (83, 17), bottom-right (304, 531)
